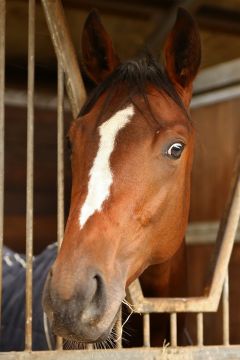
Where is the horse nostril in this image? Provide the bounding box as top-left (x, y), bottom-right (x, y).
top-left (78, 271), bottom-right (106, 324)
top-left (93, 274), bottom-right (104, 301)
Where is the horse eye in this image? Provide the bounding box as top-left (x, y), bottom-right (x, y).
top-left (166, 142), bottom-right (185, 160)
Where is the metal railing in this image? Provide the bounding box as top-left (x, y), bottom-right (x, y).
top-left (0, 0), bottom-right (240, 358)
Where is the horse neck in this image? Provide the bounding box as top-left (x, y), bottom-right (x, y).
top-left (140, 239), bottom-right (187, 298)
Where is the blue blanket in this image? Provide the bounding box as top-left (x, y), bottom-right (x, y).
top-left (0, 244), bottom-right (57, 351)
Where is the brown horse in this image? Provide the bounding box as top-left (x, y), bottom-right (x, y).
top-left (43, 8), bottom-right (201, 345)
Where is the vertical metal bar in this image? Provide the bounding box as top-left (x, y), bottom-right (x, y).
top-left (197, 312), bottom-right (204, 346)
top-left (57, 62), bottom-right (64, 250)
top-left (55, 61), bottom-right (64, 350)
top-left (116, 306), bottom-right (122, 348)
top-left (25, 0), bottom-right (35, 351)
top-left (143, 313), bottom-right (150, 347)
top-left (170, 312), bottom-right (177, 347)
top-left (222, 272), bottom-right (229, 345)
top-left (0, 0), bottom-right (5, 329)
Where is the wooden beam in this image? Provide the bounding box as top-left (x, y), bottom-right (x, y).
top-left (191, 58), bottom-right (240, 108)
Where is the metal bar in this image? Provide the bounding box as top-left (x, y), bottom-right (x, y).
top-left (170, 313), bottom-right (177, 347)
top-left (57, 62), bottom-right (65, 250)
top-left (197, 313), bottom-right (204, 346)
top-left (0, 0), bottom-right (5, 329)
top-left (143, 313), bottom-right (150, 347)
top-left (55, 61), bottom-right (65, 350)
top-left (222, 272), bottom-right (229, 345)
top-left (41, 0), bottom-right (87, 118)
top-left (4, 346), bottom-right (240, 360)
top-left (116, 306), bottom-right (122, 348)
top-left (25, 0), bottom-right (35, 351)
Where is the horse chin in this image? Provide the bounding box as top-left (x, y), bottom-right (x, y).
top-left (49, 300), bottom-right (122, 345)
top-left (61, 314), bottom-right (118, 345)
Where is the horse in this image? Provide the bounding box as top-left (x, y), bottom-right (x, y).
top-left (43, 7), bottom-right (201, 346)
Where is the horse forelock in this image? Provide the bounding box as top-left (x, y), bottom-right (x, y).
top-left (79, 52), bottom-right (186, 121)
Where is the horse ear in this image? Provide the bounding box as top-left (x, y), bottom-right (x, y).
top-left (164, 8), bottom-right (201, 107)
top-left (82, 10), bottom-right (120, 85)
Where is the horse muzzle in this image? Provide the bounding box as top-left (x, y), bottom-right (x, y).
top-left (42, 267), bottom-right (124, 343)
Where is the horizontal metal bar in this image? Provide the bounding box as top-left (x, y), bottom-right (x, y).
top-left (137, 295), bottom-right (215, 313)
top-left (2, 346), bottom-right (240, 360)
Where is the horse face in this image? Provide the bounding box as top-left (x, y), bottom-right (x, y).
top-left (43, 8), bottom-right (200, 343)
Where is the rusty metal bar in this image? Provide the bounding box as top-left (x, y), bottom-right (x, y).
top-left (197, 313), bottom-right (204, 346)
top-left (0, 0), bottom-right (5, 329)
top-left (116, 307), bottom-right (122, 348)
top-left (55, 61), bottom-right (65, 350)
top-left (170, 313), bottom-right (177, 347)
top-left (57, 62), bottom-right (65, 251)
top-left (41, 0), bottom-right (87, 118)
top-left (3, 347), bottom-right (240, 360)
top-left (222, 272), bottom-right (229, 345)
top-left (143, 313), bottom-right (150, 347)
top-left (25, 0), bottom-right (35, 351)
top-left (128, 155), bottom-right (240, 313)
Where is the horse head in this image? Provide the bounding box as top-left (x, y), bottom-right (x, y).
top-left (43, 8), bottom-right (201, 343)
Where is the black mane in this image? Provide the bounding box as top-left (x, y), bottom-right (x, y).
top-left (79, 53), bottom-right (185, 122)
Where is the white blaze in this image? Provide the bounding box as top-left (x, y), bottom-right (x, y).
top-left (79, 105), bottom-right (134, 228)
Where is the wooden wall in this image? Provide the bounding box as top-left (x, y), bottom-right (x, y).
top-left (190, 97), bottom-right (240, 222)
